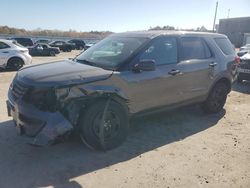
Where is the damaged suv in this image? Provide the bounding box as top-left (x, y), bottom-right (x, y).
top-left (7, 31), bottom-right (238, 150)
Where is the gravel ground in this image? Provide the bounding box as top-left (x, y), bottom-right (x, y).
top-left (0, 51), bottom-right (249, 188)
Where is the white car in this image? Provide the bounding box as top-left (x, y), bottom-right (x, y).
top-left (0, 39), bottom-right (32, 70)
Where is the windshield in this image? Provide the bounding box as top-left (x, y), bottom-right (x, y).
top-left (75, 36), bottom-right (148, 70)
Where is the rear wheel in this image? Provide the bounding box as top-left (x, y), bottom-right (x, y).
top-left (202, 82), bottom-right (229, 114)
top-left (7, 57), bottom-right (24, 71)
top-left (78, 100), bottom-right (129, 150)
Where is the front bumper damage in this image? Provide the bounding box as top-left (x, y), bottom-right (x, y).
top-left (6, 98), bottom-right (73, 146)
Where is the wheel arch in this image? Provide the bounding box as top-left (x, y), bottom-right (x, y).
top-left (7, 55), bottom-right (25, 65)
top-left (209, 77), bottom-right (232, 94)
top-left (61, 90), bottom-right (130, 127)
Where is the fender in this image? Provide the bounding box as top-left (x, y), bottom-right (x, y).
top-left (7, 55), bottom-right (25, 64)
top-left (56, 84), bottom-right (130, 126)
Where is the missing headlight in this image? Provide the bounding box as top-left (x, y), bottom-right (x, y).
top-left (25, 88), bottom-right (57, 112)
top-left (55, 88), bottom-right (70, 99)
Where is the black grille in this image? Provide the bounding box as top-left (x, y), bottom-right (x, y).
top-left (11, 80), bottom-right (29, 100)
top-left (240, 60), bottom-right (250, 69)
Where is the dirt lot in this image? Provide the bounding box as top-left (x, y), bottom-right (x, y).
top-left (0, 51), bottom-right (249, 188)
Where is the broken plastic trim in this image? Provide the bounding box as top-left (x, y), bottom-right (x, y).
top-left (30, 112), bottom-right (73, 146)
top-left (7, 98), bottom-right (73, 146)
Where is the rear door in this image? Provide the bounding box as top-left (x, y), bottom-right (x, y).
top-left (176, 37), bottom-right (216, 101)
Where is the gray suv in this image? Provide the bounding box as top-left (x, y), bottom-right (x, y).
top-left (6, 31), bottom-right (238, 150)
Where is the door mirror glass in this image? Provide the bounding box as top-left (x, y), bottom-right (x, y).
top-left (134, 59), bottom-right (156, 72)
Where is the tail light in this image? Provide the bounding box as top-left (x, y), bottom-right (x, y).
top-left (235, 56), bottom-right (240, 65)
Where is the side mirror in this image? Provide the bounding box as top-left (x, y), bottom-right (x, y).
top-left (133, 59), bottom-right (156, 72)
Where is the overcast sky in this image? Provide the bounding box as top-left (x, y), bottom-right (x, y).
top-left (0, 0), bottom-right (249, 32)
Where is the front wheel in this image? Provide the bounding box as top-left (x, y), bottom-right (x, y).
top-left (50, 50), bottom-right (56, 56)
top-left (78, 100), bottom-right (129, 150)
top-left (202, 82), bottom-right (229, 114)
top-left (7, 57), bottom-right (24, 71)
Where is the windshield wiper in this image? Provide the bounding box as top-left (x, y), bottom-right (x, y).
top-left (75, 59), bottom-right (115, 71)
top-left (75, 59), bottom-right (97, 66)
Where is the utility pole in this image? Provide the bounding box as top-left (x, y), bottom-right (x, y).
top-left (227, 9), bottom-right (230, 18)
top-left (213, 1), bottom-right (218, 32)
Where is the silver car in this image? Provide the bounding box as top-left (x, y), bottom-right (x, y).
top-left (0, 39), bottom-right (32, 70)
top-left (6, 31), bottom-right (238, 150)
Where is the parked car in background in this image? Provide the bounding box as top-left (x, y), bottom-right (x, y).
top-left (6, 31), bottom-right (238, 150)
top-left (68, 39), bottom-right (86, 50)
top-left (28, 43), bottom-right (60, 56)
top-left (49, 41), bottom-right (74, 52)
top-left (10, 37), bottom-right (34, 47)
top-left (0, 39), bottom-right (32, 70)
top-left (84, 42), bottom-right (95, 50)
top-left (34, 39), bottom-right (51, 44)
top-left (237, 52), bottom-right (250, 82)
top-left (237, 44), bottom-right (250, 57)
top-left (240, 44), bottom-right (250, 51)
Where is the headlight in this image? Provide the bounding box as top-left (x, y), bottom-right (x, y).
top-left (25, 88), bottom-right (57, 111)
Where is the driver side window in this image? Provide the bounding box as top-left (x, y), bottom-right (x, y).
top-left (140, 37), bottom-right (177, 65)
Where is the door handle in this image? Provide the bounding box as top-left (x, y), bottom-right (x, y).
top-left (168, 69), bottom-right (181, 76)
top-left (2, 51), bottom-right (9, 53)
top-left (209, 62), bottom-right (217, 67)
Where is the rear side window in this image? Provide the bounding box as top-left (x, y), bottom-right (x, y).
top-left (0, 42), bottom-right (10, 49)
top-left (12, 41), bottom-right (24, 47)
top-left (180, 37), bottom-right (212, 60)
top-left (214, 38), bottom-right (235, 55)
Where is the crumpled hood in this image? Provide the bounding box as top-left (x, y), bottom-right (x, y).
top-left (17, 60), bottom-right (113, 87)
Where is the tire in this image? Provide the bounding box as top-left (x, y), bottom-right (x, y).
top-left (50, 51), bottom-right (56, 56)
top-left (202, 82), bottom-right (229, 114)
top-left (67, 47), bottom-right (72, 52)
top-left (78, 100), bottom-right (129, 150)
top-left (7, 57), bottom-right (24, 71)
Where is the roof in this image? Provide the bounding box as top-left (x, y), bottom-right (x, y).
top-left (220, 16), bottom-right (250, 21)
top-left (111, 30), bottom-right (226, 39)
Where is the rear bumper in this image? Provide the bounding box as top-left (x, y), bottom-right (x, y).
top-left (7, 96), bottom-right (73, 146)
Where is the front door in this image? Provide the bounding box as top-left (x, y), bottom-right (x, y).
top-left (117, 36), bottom-right (185, 113)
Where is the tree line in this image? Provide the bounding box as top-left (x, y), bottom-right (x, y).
top-left (0, 26), bottom-right (112, 39)
top-left (0, 25), bottom-right (210, 39)
top-left (149, 25), bottom-right (209, 32)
